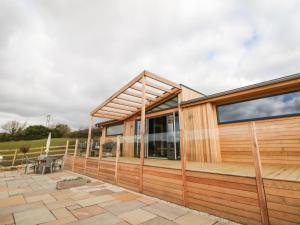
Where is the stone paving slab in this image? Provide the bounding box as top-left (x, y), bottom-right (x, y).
top-left (143, 202), bottom-right (188, 220)
top-left (0, 170), bottom-right (239, 225)
top-left (104, 200), bottom-right (145, 215)
top-left (67, 212), bottom-right (122, 225)
top-left (76, 194), bottom-right (115, 207)
top-left (175, 212), bottom-right (217, 225)
top-left (14, 207), bottom-right (56, 225)
top-left (119, 208), bottom-right (156, 225)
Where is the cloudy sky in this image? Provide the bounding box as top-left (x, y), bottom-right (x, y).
top-left (0, 0), bottom-right (299, 130)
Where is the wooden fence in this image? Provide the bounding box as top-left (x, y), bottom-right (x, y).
top-left (0, 140), bottom-right (76, 168)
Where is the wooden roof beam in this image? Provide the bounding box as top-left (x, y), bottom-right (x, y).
top-left (145, 80), bottom-right (172, 92)
top-left (111, 99), bottom-right (141, 109)
top-left (106, 102), bottom-right (138, 112)
top-left (101, 107), bottom-right (132, 115)
top-left (145, 71), bottom-right (181, 89)
top-left (131, 85), bottom-right (161, 97)
top-left (97, 111), bottom-right (126, 118)
top-left (117, 96), bottom-right (143, 105)
top-left (93, 113), bottom-right (123, 120)
top-left (124, 90), bottom-right (156, 101)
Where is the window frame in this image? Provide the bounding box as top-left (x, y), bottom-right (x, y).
top-left (216, 89), bottom-right (300, 124)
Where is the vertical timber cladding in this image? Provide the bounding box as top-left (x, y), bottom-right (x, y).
top-left (264, 179), bottom-right (300, 225)
top-left (123, 118), bottom-right (135, 157)
top-left (185, 171), bottom-right (262, 225)
top-left (219, 115), bottom-right (300, 165)
top-left (181, 103), bottom-right (221, 162)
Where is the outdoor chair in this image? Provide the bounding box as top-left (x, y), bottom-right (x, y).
top-left (24, 155), bottom-right (38, 174)
top-left (52, 156), bottom-right (64, 172)
top-left (40, 157), bottom-right (56, 174)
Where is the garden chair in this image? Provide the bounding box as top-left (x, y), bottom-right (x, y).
top-left (52, 156), bottom-right (64, 172)
top-left (24, 155), bottom-right (38, 174)
top-left (41, 157), bottom-right (56, 174)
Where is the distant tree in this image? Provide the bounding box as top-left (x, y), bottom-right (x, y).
top-left (69, 128), bottom-right (100, 138)
top-left (51, 124), bottom-right (71, 138)
top-left (23, 125), bottom-right (50, 140)
top-left (1, 121), bottom-right (26, 135)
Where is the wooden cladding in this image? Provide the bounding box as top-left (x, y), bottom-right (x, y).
top-left (185, 171), bottom-right (261, 225)
top-left (219, 115), bottom-right (300, 166)
top-left (181, 103), bottom-right (221, 162)
top-left (67, 156), bottom-right (300, 225)
top-left (264, 179), bottom-right (300, 225)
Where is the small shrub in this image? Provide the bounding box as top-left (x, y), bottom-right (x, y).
top-left (19, 145), bottom-right (30, 154)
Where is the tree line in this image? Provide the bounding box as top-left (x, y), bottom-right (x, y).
top-left (0, 120), bottom-right (100, 142)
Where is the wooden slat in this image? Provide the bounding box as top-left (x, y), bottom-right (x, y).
top-left (131, 84), bottom-right (162, 97)
top-left (145, 70), bottom-right (181, 89)
top-left (111, 99), bottom-right (141, 109)
top-left (145, 80), bottom-right (172, 92)
top-left (93, 113), bottom-right (123, 120)
top-left (117, 95), bottom-right (143, 104)
top-left (101, 107), bottom-right (132, 115)
top-left (139, 75), bottom-right (146, 192)
top-left (124, 90), bottom-right (156, 101)
top-left (107, 102), bottom-right (138, 112)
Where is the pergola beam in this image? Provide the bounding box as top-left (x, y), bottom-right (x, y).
top-left (107, 102), bottom-right (138, 112)
top-left (116, 96), bottom-right (143, 106)
top-left (131, 85), bottom-right (162, 97)
top-left (145, 70), bottom-right (181, 89)
top-left (124, 90), bottom-right (156, 101)
top-left (101, 107), bottom-right (132, 115)
top-left (111, 99), bottom-right (140, 110)
top-left (145, 80), bottom-right (171, 92)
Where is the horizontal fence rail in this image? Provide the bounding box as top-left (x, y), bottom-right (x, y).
top-left (0, 140), bottom-right (77, 168)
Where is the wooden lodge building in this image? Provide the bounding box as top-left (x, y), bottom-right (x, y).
top-left (64, 71), bottom-right (300, 225)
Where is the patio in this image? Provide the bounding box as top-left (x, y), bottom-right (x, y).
top-left (0, 170), bottom-right (237, 225)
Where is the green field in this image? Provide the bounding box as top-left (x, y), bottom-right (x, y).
top-left (0, 138), bottom-right (75, 150)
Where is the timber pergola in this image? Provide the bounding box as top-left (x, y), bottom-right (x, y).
top-left (85, 71), bottom-right (181, 191)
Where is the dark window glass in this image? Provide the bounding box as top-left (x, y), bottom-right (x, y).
top-left (106, 124), bottom-right (124, 136)
top-left (217, 91), bottom-right (300, 123)
top-left (147, 97), bottom-right (178, 113)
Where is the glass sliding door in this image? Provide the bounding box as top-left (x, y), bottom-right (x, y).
top-left (134, 112), bottom-right (180, 160)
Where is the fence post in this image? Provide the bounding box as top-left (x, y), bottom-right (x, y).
top-left (115, 135), bottom-right (121, 184)
top-left (72, 139), bottom-right (78, 171)
top-left (11, 149), bottom-right (18, 167)
top-left (65, 140), bottom-right (69, 156)
top-left (249, 122), bottom-right (269, 225)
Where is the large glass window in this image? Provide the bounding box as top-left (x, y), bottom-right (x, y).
top-left (147, 96), bottom-right (178, 113)
top-left (106, 124), bottom-right (124, 136)
top-left (217, 91), bottom-right (300, 123)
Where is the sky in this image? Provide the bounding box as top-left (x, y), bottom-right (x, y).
top-left (0, 0), bottom-right (300, 131)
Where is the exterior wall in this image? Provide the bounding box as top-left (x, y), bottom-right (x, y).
top-left (181, 103), bottom-right (221, 162)
top-left (180, 85), bottom-right (204, 101)
top-left (219, 115), bottom-right (300, 165)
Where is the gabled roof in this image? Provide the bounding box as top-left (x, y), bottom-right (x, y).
top-left (91, 70), bottom-right (181, 121)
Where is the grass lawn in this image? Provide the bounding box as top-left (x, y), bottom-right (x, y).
top-left (0, 138), bottom-right (75, 150)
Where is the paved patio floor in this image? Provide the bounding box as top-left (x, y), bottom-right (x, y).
top-left (0, 170), bottom-right (239, 225)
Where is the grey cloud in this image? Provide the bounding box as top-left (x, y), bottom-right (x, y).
top-left (0, 0), bottom-right (299, 130)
